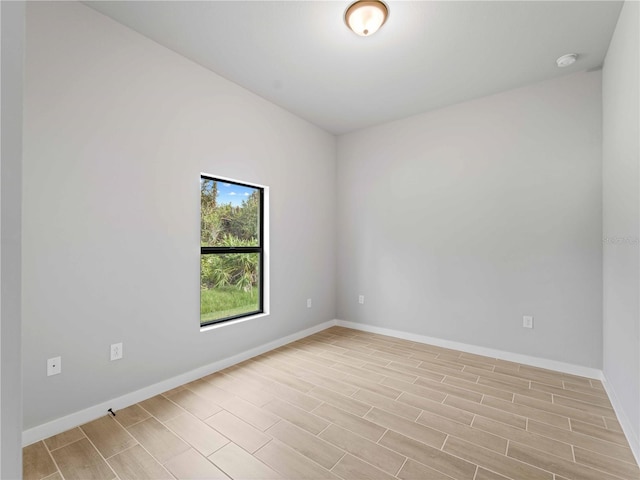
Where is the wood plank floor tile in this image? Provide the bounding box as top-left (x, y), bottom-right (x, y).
top-left (365, 407), bottom-right (447, 449)
top-left (308, 386), bottom-right (371, 416)
top-left (312, 402), bottom-right (386, 442)
top-left (139, 395), bottom-right (184, 422)
top-left (80, 416), bottom-right (137, 459)
top-left (250, 362), bottom-right (317, 392)
top-left (574, 446), bottom-right (640, 480)
top-left (209, 442), bottom-right (282, 479)
top-left (531, 382), bottom-right (613, 408)
top-left (527, 419), bottom-right (637, 464)
top-left (472, 415), bottom-right (573, 461)
top-left (204, 372), bottom-right (275, 406)
top-left (331, 369), bottom-right (404, 399)
top-left (517, 366), bottom-right (568, 386)
top-left (493, 366), bottom-right (563, 387)
top-left (351, 388), bottom-right (421, 421)
top-left (43, 428), bottom-right (85, 452)
top-left (462, 366), bottom-right (530, 388)
top-left (183, 379), bottom-right (233, 404)
top-left (570, 418), bottom-right (630, 446)
top-left (416, 411), bottom-right (508, 454)
top-left (113, 404), bottom-right (151, 428)
top-left (515, 394), bottom-right (608, 427)
top-left (275, 353), bottom-right (354, 382)
top-left (255, 440), bottom-right (341, 479)
top-left (23, 441), bottom-right (57, 480)
top-left (552, 395), bottom-right (616, 417)
top-left (380, 377), bottom-right (447, 403)
top-left (165, 388), bottom-right (222, 420)
top-left (562, 381), bottom-right (610, 398)
top-left (328, 361), bottom-right (389, 384)
top-left (161, 385), bottom-right (187, 396)
top-left (164, 448), bottom-right (230, 479)
top-left (361, 363), bottom-right (419, 383)
top-left (507, 441), bottom-right (625, 480)
top-left (382, 362), bottom-right (446, 382)
top-left (50, 438), bottom-right (116, 480)
top-left (286, 349), bottom-right (343, 369)
top-left (331, 453), bottom-right (397, 480)
top-left (443, 436), bottom-right (552, 480)
top-left (319, 424), bottom-right (405, 475)
top-left (341, 349), bottom-right (393, 366)
top-left (378, 430), bottom-right (476, 480)
top-left (249, 374), bottom-right (323, 411)
top-left (477, 377), bottom-right (554, 402)
top-left (126, 417), bottom-right (190, 464)
top-left (257, 358), bottom-right (360, 397)
top-left (41, 473), bottom-right (63, 480)
top-left (474, 468), bottom-right (510, 480)
top-left (218, 395), bottom-right (280, 431)
top-left (443, 395), bottom-right (526, 429)
top-left (266, 420), bottom-right (344, 469)
top-left (263, 397), bottom-right (329, 434)
top-left (418, 356), bottom-right (467, 370)
top-left (481, 396), bottom-right (570, 430)
top-left (373, 350), bottom-right (423, 367)
top-left (397, 392), bottom-right (474, 425)
top-left (414, 377), bottom-right (484, 403)
top-left (449, 356), bottom-right (496, 371)
top-left (165, 413), bottom-right (229, 456)
top-left (377, 345), bottom-right (423, 359)
top-left (396, 459), bottom-right (456, 480)
top-left (415, 362), bottom-right (479, 383)
top-left (480, 377), bottom-right (557, 403)
top-left (107, 444), bottom-right (173, 479)
top-left (604, 416), bottom-right (625, 432)
top-left (206, 410), bottom-right (270, 454)
top-left (318, 351), bottom-right (368, 367)
top-left (442, 376), bottom-right (514, 402)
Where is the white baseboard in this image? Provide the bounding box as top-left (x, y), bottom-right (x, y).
top-left (600, 374), bottom-right (640, 466)
top-left (335, 320), bottom-right (602, 379)
top-left (22, 319), bottom-right (337, 447)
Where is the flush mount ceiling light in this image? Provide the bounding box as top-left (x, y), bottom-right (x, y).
top-left (556, 53), bottom-right (578, 67)
top-left (345, 0), bottom-right (388, 37)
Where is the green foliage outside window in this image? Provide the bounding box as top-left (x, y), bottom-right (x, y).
top-left (200, 177), bottom-right (262, 324)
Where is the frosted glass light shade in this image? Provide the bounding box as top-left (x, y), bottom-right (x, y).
top-left (345, 1), bottom-right (388, 36)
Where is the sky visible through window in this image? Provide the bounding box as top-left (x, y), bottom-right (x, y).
top-left (217, 182), bottom-right (255, 207)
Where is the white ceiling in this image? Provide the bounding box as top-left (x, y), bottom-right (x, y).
top-left (86, 1), bottom-right (623, 135)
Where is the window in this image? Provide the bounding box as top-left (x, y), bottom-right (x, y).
top-left (200, 175), bottom-right (264, 326)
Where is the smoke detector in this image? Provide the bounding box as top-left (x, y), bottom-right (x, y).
top-left (556, 54), bottom-right (578, 68)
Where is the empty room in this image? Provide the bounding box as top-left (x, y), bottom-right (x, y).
top-left (1, 0), bottom-right (639, 479)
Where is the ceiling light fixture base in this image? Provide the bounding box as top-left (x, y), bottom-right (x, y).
top-left (345, 0), bottom-right (389, 37)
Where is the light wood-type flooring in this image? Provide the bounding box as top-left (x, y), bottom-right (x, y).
top-left (24, 326), bottom-right (640, 480)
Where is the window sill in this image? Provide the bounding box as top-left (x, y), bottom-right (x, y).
top-left (200, 312), bottom-right (269, 333)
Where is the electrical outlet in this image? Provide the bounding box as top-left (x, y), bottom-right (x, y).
top-left (307, 298), bottom-right (312, 308)
top-left (358, 295), bottom-right (365, 304)
top-left (110, 343), bottom-right (123, 361)
top-left (47, 356), bottom-right (61, 376)
top-left (523, 315), bottom-right (534, 329)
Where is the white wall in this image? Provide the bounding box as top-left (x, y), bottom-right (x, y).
top-left (337, 71), bottom-right (603, 369)
top-left (602, 0), bottom-right (640, 457)
top-left (23, 2), bottom-right (336, 430)
top-left (0, 1), bottom-right (24, 476)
